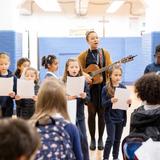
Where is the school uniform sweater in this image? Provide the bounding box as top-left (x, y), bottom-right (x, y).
top-left (65, 123), bottom-right (83, 160)
top-left (0, 70), bottom-right (17, 117)
top-left (144, 62), bottom-right (160, 74)
top-left (15, 83), bottom-right (39, 119)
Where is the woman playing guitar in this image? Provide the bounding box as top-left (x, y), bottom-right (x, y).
top-left (78, 30), bottom-right (112, 150)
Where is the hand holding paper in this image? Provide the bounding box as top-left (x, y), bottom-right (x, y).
top-left (0, 77), bottom-right (13, 96)
top-left (17, 79), bottom-right (35, 99)
top-left (112, 88), bottom-right (130, 110)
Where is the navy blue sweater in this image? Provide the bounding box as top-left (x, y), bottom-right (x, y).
top-left (101, 83), bottom-right (127, 126)
top-left (0, 70), bottom-right (17, 117)
top-left (65, 123), bottom-right (83, 160)
top-left (144, 63), bottom-right (160, 74)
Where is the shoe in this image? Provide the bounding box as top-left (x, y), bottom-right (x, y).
top-left (98, 139), bottom-right (104, 150)
top-left (90, 139), bottom-right (96, 150)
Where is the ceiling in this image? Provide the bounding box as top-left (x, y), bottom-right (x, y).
top-left (17, 0), bottom-right (146, 18)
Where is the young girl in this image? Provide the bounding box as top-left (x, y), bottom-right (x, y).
top-left (31, 78), bottom-right (83, 160)
top-left (0, 52), bottom-right (16, 117)
top-left (15, 67), bottom-right (39, 119)
top-left (41, 54), bottom-right (59, 79)
top-left (14, 57), bottom-right (30, 78)
top-left (62, 58), bottom-right (90, 160)
top-left (101, 65), bottom-right (131, 160)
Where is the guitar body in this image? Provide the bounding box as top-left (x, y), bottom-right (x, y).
top-left (83, 64), bottom-right (103, 85)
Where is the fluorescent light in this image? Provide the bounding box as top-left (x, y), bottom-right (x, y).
top-left (35, 0), bottom-right (61, 12)
top-left (106, 0), bottom-right (124, 13)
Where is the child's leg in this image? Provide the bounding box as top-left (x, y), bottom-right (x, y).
top-left (103, 122), bottom-right (116, 159)
top-left (112, 122), bottom-right (124, 159)
top-left (76, 120), bottom-right (89, 160)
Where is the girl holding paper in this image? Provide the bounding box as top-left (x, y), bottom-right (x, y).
top-left (15, 67), bottom-right (39, 119)
top-left (0, 52), bottom-right (16, 117)
top-left (14, 57), bottom-right (30, 78)
top-left (101, 65), bottom-right (131, 160)
top-left (62, 58), bottom-right (90, 160)
top-left (41, 54), bottom-right (59, 79)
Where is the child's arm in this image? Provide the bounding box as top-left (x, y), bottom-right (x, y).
top-left (101, 86), bottom-right (112, 108)
top-left (79, 81), bottom-right (90, 103)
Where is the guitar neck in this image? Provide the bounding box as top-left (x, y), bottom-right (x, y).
top-left (91, 61), bottom-right (120, 77)
top-left (90, 54), bottom-right (136, 78)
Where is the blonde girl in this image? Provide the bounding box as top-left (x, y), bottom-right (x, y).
top-left (101, 65), bottom-right (131, 160)
top-left (31, 78), bottom-right (83, 160)
top-left (15, 67), bottom-right (39, 119)
top-left (0, 52), bottom-right (16, 117)
top-left (62, 58), bottom-right (90, 160)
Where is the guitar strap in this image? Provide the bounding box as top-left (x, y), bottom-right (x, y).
top-left (98, 48), bottom-right (105, 68)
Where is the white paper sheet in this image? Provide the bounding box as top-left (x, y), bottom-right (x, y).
top-left (17, 79), bottom-right (35, 98)
top-left (66, 76), bottom-right (85, 96)
top-left (0, 77), bottom-right (13, 96)
top-left (135, 138), bottom-right (160, 160)
top-left (67, 99), bottom-right (77, 124)
top-left (112, 87), bottom-right (130, 110)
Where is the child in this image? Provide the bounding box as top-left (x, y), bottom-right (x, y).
top-left (15, 67), bottom-right (39, 119)
top-left (41, 54), bottom-right (59, 79)
top-left (144, 44), bottom-right (160, 74)
top-left (0, 52), bottom-right (16, 117)
top-left (130, 72), bottom-right (160, 138)
top-left (0, 118), bottom-right (40, 160)
top-left (31, 78), bottom-right (83, 160)
top-left (14, 57), bottom-right (30, 78)
top-left (62, 58), bottom-right (90, 160)
top-left (101, 65), bottom-right (131, 160)
top-left (122, 73), bottom-right (160, 160)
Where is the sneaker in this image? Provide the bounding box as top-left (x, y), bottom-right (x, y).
top-left (98, 139), bottom-right (104, 150)
top-left (90, 139), bottom-right (96, 150)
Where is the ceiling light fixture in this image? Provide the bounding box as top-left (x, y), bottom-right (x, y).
top-left (34, 0), bottom-right (61, 12)
top-left (106, 0), bottom-right (125, 13)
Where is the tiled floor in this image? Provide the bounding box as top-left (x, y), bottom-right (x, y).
top-left (87, 85), bottom-right (142, 160)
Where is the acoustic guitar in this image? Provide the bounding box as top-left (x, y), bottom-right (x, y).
top-left (83, 55), bottom-right (137, 85)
